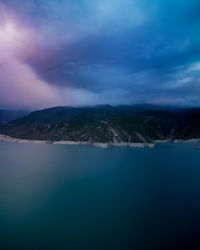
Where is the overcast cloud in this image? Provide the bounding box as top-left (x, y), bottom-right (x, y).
top-left (0, 0), bottom-right (200, 108)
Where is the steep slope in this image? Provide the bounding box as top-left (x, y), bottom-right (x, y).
top-left (0, 106), bottom-right (200, 143)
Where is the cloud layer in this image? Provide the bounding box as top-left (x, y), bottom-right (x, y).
top-left (0, 0), bottom-right (200, 108)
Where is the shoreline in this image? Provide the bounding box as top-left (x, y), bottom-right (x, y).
top-left (0, 134), bottom-right (200, 149)
top-left (0, 134), bottom-right (154, 148)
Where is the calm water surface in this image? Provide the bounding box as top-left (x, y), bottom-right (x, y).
top-left (0, 141), bottom-right (200, 250)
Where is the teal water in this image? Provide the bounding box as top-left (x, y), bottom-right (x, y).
top-left (0, 141), bottom-right (200, 250)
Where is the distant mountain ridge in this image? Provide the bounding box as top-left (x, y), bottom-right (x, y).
top-left (0, 105), bottom-right (200, 143)
top-left (0, 109), bottom-right (30, 125)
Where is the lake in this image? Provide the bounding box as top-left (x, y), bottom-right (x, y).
top-left (0, 141), bottom-right (200, 250)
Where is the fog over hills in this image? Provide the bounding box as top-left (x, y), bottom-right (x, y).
top-left (0, 109), bottom-right (30, 125)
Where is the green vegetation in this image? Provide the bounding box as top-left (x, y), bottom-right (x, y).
top-left (1, 106), bottom-right (200, 143)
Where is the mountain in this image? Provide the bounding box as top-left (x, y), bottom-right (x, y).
top-left (0, 109), bottom-right (30, 125)
top-left (0, 105), bottom-right (200, 143)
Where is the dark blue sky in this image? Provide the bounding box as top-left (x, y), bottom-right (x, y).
top-left (0, 0), bottom-right (200, 108)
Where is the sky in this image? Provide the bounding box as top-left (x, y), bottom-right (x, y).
top-left (0, 0), bottom-right (200, 109)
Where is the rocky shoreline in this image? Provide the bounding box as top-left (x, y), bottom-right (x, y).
top-left (0, 134), bottom-right (200, 149)
top-left (0, 134), bottom-right (155, 148)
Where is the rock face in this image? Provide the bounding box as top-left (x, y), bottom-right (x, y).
top-left (1, 106), bottom-right (200, 143)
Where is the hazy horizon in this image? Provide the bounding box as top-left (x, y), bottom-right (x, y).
top-left (1, 103), bottom-right (199, 113)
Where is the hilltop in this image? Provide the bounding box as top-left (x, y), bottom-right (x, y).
top-left (1, 105), bottom-right (200, 144)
